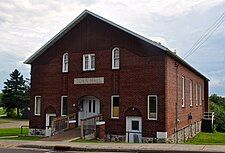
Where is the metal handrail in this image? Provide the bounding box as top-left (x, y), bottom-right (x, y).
top-left (20, 125), bottom-right (29, 135)
top-left (52, 113), bottom-right (76, 135)
top-left (203, 112), bottom-right (214, 119)
top-left (80, 114), bottom-right (103, 138)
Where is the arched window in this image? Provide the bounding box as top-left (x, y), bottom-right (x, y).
top-left (62, 53), bottom-right (68, 72)
top-left (112, 47), bottom-right (119, 69)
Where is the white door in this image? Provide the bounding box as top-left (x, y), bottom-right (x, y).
top-left (78, 97), bottom-right (100, 126)
top-left (45, 113), bottom-right (56, 136)
top-left (126, 116), bottom-right (142, 143)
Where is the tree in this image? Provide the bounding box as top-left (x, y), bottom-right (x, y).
top-left (0, 92), bottom-right (2, 106)
top-left (210, 94), bottom-right (225, 132)
top-left (1, 69), bottom-right (29, 117)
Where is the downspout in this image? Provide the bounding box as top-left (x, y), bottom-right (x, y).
top-left (175, 62), bottom-right (179, 143)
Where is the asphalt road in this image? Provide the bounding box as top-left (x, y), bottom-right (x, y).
top-left (0, 148), bottom-right (132, 153)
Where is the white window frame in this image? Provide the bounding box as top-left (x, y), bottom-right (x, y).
top-left (61, 96), bottom-right (68, 116)
top-left (62, 53), bottom-right (68, 73)
top-left (196, 83), bottom-right (198, 106)
top-left (83, 54), bottom-right (95, 71)
top-left (112, 47), bottom-right (120, 69)
top-left (34, 96), bottom-right (41, 116)
top-left (147, 95), bottom-right (158, 120)
top-left (190, 80), bottom-right (193, 107)
top-left (182, 76), bottom-right (185, 107)
top-left (199, 84), bottom-right (202, 106)
top-left (111, 95), bottom-right (119, 119)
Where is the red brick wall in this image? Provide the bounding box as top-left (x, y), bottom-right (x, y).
top-left (29, 14), bottom-right (208, 138)
top-left (29, 14), bottom-right (167, 137)
top-left (165, 56), bottom-right (205, 137)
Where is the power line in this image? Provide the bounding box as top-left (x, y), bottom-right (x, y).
top-left (183, 11), bottom-right (225, 58)
top-left (183, 11), bottom-right (225, 59)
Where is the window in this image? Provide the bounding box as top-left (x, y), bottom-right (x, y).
top-left (199, 84), bottom-right (202, 106)
top-left (148, 95), bottom-right (157, 120)
top-left (89, 100), bottom-right (92, 113)
top-left (190, 80), bottom-right (193, 107)
top-left (34, 96), bottom-right (41, 115)
top-left (196, 83), bottom-right (198, 106)
top-left (93, 100), bottom-right (96, 113)
top-left (112, 47), bottom-right (120, 69)
top-left (61, 96), bottom-right (68, 116)
top-left (182, 76), bottom-right (185, 107)
top-left (62, 53), bottom-right (68, 72)
top-left (132, 121), bottom-right (139, 130)
top-left (83, 54), bottom-right (95, 71)
top-left (111, 95), bottom-right (119, 118)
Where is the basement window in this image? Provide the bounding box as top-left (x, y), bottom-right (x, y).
top-left (148, 95), bottom-right (157, 120)
top-left (111, 95), bottom-right (119, 119)
top-left (34, 96), bottom-right (41, 116)
top-left (83, 54), bottom-right (95, 71)
top-left (61, 96), bottom-right (68, 116)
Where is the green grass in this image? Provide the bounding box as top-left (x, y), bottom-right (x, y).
top-left (186, 132), bottom-right (225, 145)
top-left (0, 136), bottom-right (42, 141)
top-left (0, 128), bottom-right (29, 137)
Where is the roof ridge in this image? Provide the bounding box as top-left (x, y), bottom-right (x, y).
top-left (24, 10), bottom-right (168, 64)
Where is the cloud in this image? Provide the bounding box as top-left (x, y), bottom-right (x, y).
top-left (0, 0), bottom-right (225, 96)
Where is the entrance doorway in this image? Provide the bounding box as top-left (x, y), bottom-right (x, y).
top-left (78, 96), bottom-right (100, 126)
top-left (126, 116), bottom-right (142, 143)
top-left (45, 113), bottom-right (56, 136)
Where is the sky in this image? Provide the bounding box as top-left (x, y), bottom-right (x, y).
top-left (0, 0), bottom-right (225, 96)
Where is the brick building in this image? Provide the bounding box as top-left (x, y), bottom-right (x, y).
top-left (25, 10), bottom-right (209, 143)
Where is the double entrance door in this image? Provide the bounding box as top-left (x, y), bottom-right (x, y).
top-left (78, 97), bottom-right (100, 126)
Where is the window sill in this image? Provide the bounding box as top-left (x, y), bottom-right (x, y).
top-left (110, 117), bottom-right (119, 120)
top-left (112, 67), bottom-right (119, 70)
top-left (148, 118), bottom-right (157, 121)
top-left (82, 69), bottom-right (95, 72)
top-left (34, 114), bottom-right (41, 116)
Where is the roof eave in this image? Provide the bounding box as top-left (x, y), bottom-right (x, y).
top-left (166, 50), bottom-right (209, 81)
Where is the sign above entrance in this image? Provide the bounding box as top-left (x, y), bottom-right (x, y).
top-left (74, 77), bottom-right (104, 85)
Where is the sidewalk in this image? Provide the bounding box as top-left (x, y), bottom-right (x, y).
top-left (1, 139), bottom-right (225, 153)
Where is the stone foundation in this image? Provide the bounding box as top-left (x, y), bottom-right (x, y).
top-left (106, 121), bottom-right (201, 143)
top-left (29, 128), bottom-right (45, 136)
top-left (167, 121), bottom-right (202, 143)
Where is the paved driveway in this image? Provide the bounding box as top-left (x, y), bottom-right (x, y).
top-left (0, 119), bottom-right (28, 129)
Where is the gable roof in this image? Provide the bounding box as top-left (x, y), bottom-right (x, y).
top-left (24, 10), bottom-right (209, 81)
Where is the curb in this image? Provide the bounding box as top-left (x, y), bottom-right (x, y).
top-left (18, 144), bottom-right (225, 153)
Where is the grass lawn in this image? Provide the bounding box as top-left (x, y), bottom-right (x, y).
top-left (186, 132), bottom-right (225, 145)
top-left (0, 128), bottom-right (29, 137)
top-left (0, 136), bottom-right (42, 141)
